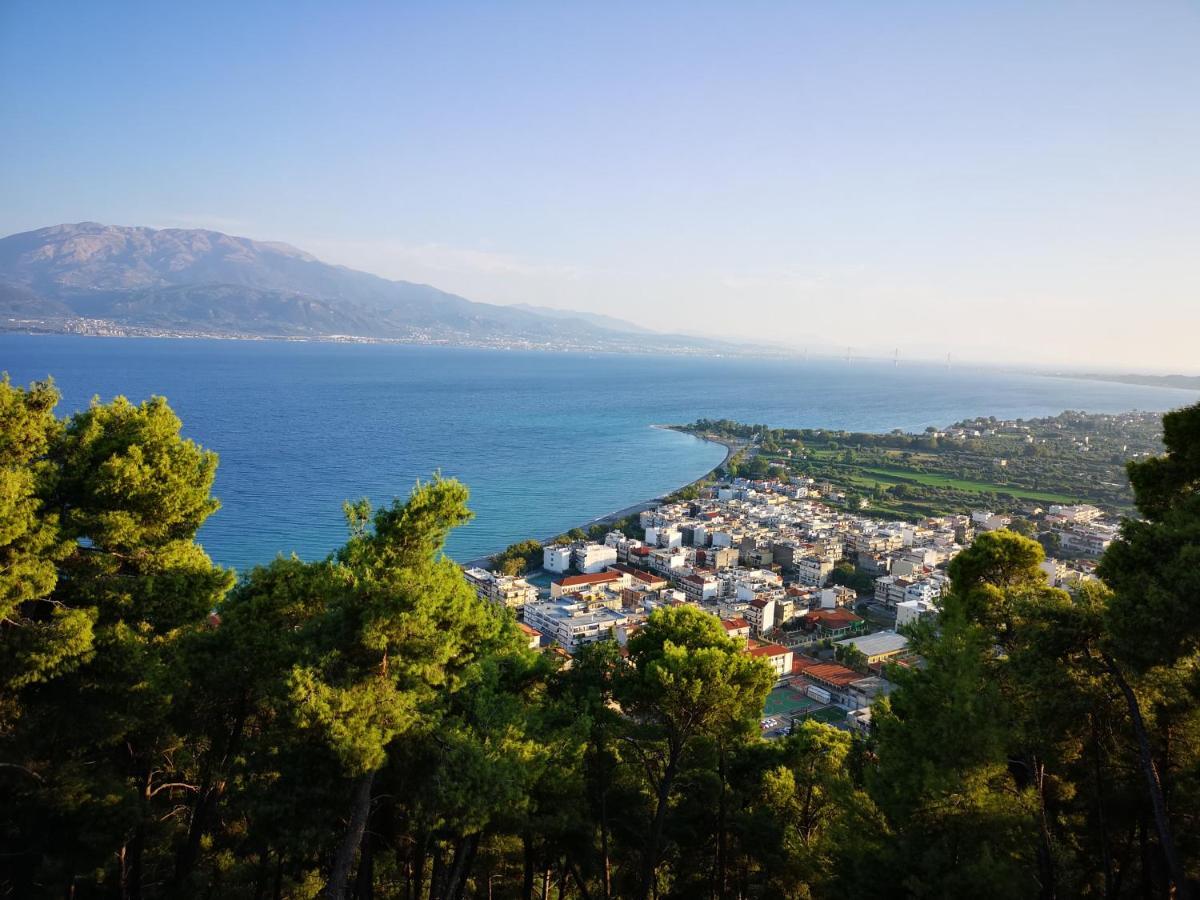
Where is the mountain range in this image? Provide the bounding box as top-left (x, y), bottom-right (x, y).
top-left (0, 223), bottom-right (750, 354)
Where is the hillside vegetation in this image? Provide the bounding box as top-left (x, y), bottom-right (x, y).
top-left (685, 410), bottom-right (1166, 518)
top-left (2, 380), bottom-right (1198, 898)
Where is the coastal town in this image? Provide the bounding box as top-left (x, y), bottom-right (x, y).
top-left (465, 464), bottom-right (1120, 737)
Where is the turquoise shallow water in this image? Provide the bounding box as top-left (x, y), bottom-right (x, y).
top-left (2, 335), bottom-right (1194, 572)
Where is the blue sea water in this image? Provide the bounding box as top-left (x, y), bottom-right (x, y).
top-left (2, 335), bottom-right (1195, 572)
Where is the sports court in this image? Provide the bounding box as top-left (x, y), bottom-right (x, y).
top-left (763, 683), bottom-right (822, 719)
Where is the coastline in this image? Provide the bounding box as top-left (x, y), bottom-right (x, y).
top-left (456, 426), bottom-right (745, 570)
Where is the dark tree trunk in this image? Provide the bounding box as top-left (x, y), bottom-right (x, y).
top-left (253, 848), bottom-right (272, 900)
top-left (353, 820), bottom-right (375, 900)
top-left (636, 753), bottom-right (678, 900)
top-left (429, 838), bottom-right (449, 900)
top-left (599, 790), bottom-right (612, 900)
top-left (1033, 757), bottom-right (1057, 900)
top-left (1089, 712), bottom-right (1114, 899)
top-left (325, 771), bottom-right (376, 900)
top-left (413, 831), bottom-right (430, 900)
top-left (716, 747), bottom-right (729, 900)
top-left (521, 833), bottom-right (536, 900)
top-left (446, 834), bottom-right (479, 900)
top-left (174, 693), bottom-right (250, 889)
top-left (1101, 653), bottom-right (1189, 899)
top-left (122, 767), bottom-right (152, 900)
top-left (567, 859), bottom-right (593, 900)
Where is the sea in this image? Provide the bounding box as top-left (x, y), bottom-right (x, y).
top-left (2, 334), bottom-right (1195, 573)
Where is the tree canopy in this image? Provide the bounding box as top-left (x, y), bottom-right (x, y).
top-left (3, 383), bottom-right (1198, 899)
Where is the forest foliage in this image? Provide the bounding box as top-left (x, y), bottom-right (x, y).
top-left (2, 378), bottom-right (1198, 898)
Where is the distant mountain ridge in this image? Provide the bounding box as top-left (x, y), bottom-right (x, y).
top-left (0, 223), bottom-right (746, 352)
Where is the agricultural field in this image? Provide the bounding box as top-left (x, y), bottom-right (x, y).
top-left (684, 410), bottom-right (1168, 519)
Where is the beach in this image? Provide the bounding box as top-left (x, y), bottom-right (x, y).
top-left (457, 427), bottom-right (746, 570)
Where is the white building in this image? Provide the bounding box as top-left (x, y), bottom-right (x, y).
top-left (819, 586), bottom-right (857, 608)
top-left (680, 571), bottom-right (720, 603)
top-left (1048, 504), bottom-right (1104, 524)
top-left (794, 556), bottom-right (834, 587)
top-left (733, 569), bottom-right (784, 602)
top-left (747, 640), bottom-right (793, 678)
top-left (745, 596), bottom-right (776, 636)
top-left (543, 545), bottom-right (573, 573)
top-left (896, 598), bottom-right (938, 630)
top-left (522, 600), bottom-right (629, 654)
top-left (550, 570), bottom-right (629, 599)
top-left (573, 542), bottom-right (618, 574)
top-left (971, 510), bottom-right (1011, 532)
top-left (1059, 524), bottom-right (1117, 557)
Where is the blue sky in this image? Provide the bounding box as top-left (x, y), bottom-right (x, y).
top-left (2, 1), bottom-right (1198, 369)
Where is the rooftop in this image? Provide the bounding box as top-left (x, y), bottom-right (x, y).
top-left (792, 659), bottom-right (862, 687)
top-left (835, 630), bottom-right (909, 657)
top-left (805, 609), bottom-right (862, 628)
top-left (747, 641), bottom-right (791, 658)
top-left (556, 571), bottom-right (623, 587)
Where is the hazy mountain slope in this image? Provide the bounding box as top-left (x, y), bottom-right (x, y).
top-left (509, 302), bottom-right (653, 334)
top-left (0, 224), bottom-right (633, 340)
top-left (0, 223), bottom-right (769, 353)
top-left (0, 282), bottom-right (71, 319)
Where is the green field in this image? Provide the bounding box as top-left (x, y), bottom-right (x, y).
top-left (806, 706), bottom-right (847, 725)
top-left (855, 465), bottom-right (1082, 503)
top-left (764, 685), bottom-right (816, 717)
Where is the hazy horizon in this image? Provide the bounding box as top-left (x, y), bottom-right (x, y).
top-left (2, 2), bottom-right (1197, 371)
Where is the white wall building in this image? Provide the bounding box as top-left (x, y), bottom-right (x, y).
top-left (794, 556), bottom-right (834, 587)
top-left (543, 545), bottom-right (573, 573)
top-left (522, 600), bottom-right (629, 654)
top-left (896, 598), bottom-right (938, 630)
top-left (745, 597), bottom-right (776, 636)
top-left (573, 542), bottom-right (618, 574)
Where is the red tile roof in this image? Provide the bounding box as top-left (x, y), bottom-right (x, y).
top-left (722, 617), bottom-right (750, 630)
top-left (805, 609), bottom-right (862, 628)
top-left (557, 571), bottom-right (623, 587)
top-left (747, 641), bottom-right (791, 659)
top-left (793, 660), bottom-right (860, 686)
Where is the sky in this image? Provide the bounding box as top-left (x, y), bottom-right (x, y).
top-left (1, 1), bottom-right (1198, 371)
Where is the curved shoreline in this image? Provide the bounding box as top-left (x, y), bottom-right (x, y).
top-left (456, 427), bottom-right (745, 570)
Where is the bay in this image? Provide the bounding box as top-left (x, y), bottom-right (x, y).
top-left (1, 334), bottom-right (1194, 572)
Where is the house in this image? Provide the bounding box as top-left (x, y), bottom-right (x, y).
top-left (721, 617), bottom-right (752, 644)
top-left (551, 570), bottom-right (629, 599)
top-left (611, 564), bottom-right (669, 590)
top-left (746, 640), bottom-right (794, 678)
top-left (802, 608), bottom-right (863, 640)
top-left (971, 510), bottom-right (1011, 532)
top-left (819, 586), bottom-right (857, 609)
top-left (518, 622), bottom-right (542, 650)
